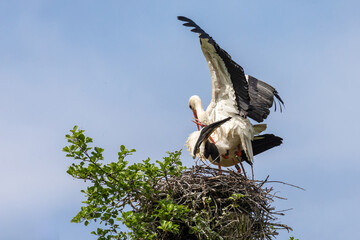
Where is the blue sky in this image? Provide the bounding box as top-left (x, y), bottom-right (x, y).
top-left (0, 1), bottom-right (359, 239)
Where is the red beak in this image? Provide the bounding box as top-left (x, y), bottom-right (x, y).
top-left (192, 110), bottom-right (200, 130)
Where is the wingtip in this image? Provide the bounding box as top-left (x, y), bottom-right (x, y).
top-left (177, 16), bottom-right (188, 21)
top-left (274, 91), bottom-right (285, 112)
top-left (176, 16), bottom-right (212, 41)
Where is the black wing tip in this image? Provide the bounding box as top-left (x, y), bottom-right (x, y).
top-left (177, 16), bottom-right (190, 21)
top-left (177, 15), bottom-right (212, 41)
top-left (177, 16), bottom-right (197, 28)
top-left (257, 134), bottom-right (283, 146)
top-left (251, 134), bottom-right (283, 157)
top-left (273, 91), bottom-right (285, 112)
top-left (274, 92), bottom-right (284, 105)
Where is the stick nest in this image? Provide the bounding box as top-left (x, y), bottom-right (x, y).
top-left (139, 165), bottom-right (293, 240)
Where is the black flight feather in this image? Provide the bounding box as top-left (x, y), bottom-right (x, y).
top-left (247, 75), bottom-right (284, 122)
top-left (240, 134), bottom-right (283, 165)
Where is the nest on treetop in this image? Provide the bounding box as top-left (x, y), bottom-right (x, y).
top-left (140, 165), bottom-right (295, 240)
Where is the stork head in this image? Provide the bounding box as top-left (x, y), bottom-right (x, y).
top-left (189, 95), bottom-right (206, 131)
top-left (188, 95), bottom-right (202, 111)
top-left (188, 95), bottom-right (203, 121)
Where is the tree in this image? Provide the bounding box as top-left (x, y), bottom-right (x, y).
top-left (63, 126), bottom-right (296, 240)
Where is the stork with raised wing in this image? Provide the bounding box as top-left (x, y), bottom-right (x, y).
top-left (179, 16), bottom-right (284, 170)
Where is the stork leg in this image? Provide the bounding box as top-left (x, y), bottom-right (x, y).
top-left (218, 162), bottom-right (222, 175)
top-left (231, 158), bottom-right (241, 174)
top-left (235, 145), bottom-right (242, 157)
top-left (251, 165), bottom-right (254, 181)
top-left (221, 150), bottom-right (229, 159)
top-left (235, 146), bottom-right (248, 179)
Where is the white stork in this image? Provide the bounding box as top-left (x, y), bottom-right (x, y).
top-left (178, 16), bottom-right (284, 170)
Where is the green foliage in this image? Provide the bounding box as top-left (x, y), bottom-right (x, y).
top-left (289, 237), bottom-right (299, 240)
top-left (63, 126), bottom-right (187, 239)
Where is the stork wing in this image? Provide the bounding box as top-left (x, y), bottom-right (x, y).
top-left (247, 75), bottom-right (285, 122)
top-left (193, 117), bottom-right (231, 156)
top-left (178, 16), bottom-right (285, 122)
top-left (178, 16), bottom-right (251, 117)
top-left (240, 134), bottom-right (283, 165)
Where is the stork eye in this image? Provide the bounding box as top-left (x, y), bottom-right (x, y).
top-left (189, 105), bottom-right (192, 110)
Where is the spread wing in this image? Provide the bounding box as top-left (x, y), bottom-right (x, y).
top-left (247, 75), bottom-right (284, 122)
top-left (178, 16), bottom-right (251, 118)
top-left (178, 16), bottom-right (284, 122)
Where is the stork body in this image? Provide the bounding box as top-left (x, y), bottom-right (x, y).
top-left (186, 128), bottom-right (282, 167)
